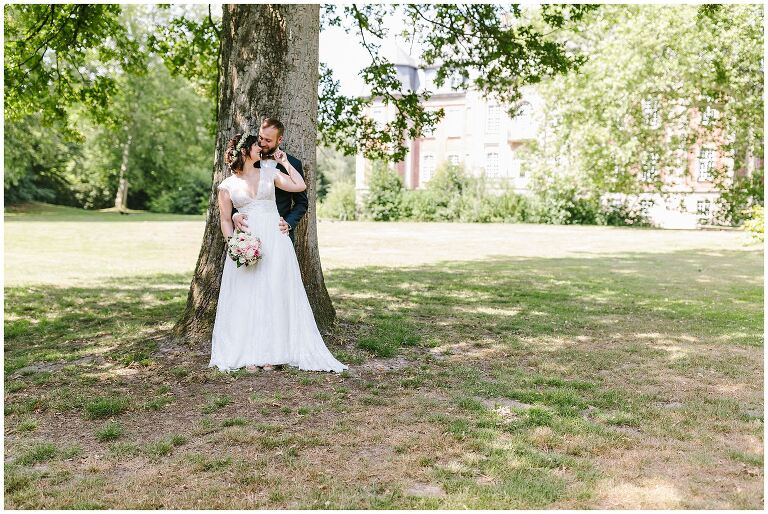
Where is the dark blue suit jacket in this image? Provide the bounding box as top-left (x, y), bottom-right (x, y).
top-left (232, 153), bottom-right (308, 244)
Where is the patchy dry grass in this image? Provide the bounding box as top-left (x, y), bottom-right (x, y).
top-left (4, 209), bottom-right (763, 508)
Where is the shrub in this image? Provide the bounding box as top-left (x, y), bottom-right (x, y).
top-left (459, 184), bottom-right (531, 223)
top-left (148, 174), bottom-right (210, 215)
top-left (362, 161), bottom-right (404, 221)
top-left (743, 205), bottom-right (764, 242)
top-left (317, 181), bottom-right (357, 220)
top-left (529, 177), bottom-right (601, 225)
top-left (402, 190), bottom-right (437, 221)
top-left (598, 198), bottom-right (652, 226)
top-left (711, 168), bottom-right (764, 226)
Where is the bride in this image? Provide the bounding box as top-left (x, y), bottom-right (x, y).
top-left (209, 130), bottom-right (348, 373)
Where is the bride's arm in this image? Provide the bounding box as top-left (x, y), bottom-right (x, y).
top-left (218, 189), bottom-right (235, 238)
top-left (273, 153), bottom-right (307, 192)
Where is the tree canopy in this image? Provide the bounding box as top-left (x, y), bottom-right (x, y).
top-left (523, 4), bottom-right (764, 198)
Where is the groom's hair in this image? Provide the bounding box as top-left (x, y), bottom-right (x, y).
top-left (261, 117), bottom-right (284, 138)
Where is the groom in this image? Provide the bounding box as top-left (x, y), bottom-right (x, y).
top-left (232, 117), bottom-right (308, 244)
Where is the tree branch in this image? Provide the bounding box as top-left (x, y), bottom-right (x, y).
top-left (16, 5), bottom-right (79, 69)
top-left (208, 4), bottom-right (220, 38)
top-left (22, 4), bottom-right (55, 42)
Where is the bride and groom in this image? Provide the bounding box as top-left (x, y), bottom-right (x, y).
top-left (209, 117), bottom-right (347, 373)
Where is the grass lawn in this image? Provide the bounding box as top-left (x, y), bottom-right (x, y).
top-left (4, 203), bottom-right (764, 508)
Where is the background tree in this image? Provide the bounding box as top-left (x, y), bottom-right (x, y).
top-left (4, 5), bottom-right (216, 213)
top-left (522, 4), bottom-right (763, 212)
top-left (68, 61), bottom-right (215, 212)
top-left (363, 162), bottom-right (405, 221)
top-left (4, 4), bottom-right (146, 134)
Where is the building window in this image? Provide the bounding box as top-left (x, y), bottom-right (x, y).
top-left (701, 105), bottom-right (718, 126)
top-left (641, 152), bottom-right (660, 182)
top-left (421, 154), bottom-right (436, 184)
top-left (485, 152), bottom-right (499, 178)
top-left (422, 107), bottom-right (439, 137)
top-left (448, 154), bottom-right (460, 165)
top-left (446, 107), bottom-right (463, 137)
top-left (372, 106), bottom-right (385, 127)
top-left (639, 198), bottom-right (654, 215)
top-left (449, 74), bottom-right (465, 90)
top-left (696, 199), bottom-right (711, 215)
top-left (697, 148), bottom-right (715, 181)
top-left (487, 104), bottom-right (500, 133)
top-left (641, 98), bottom-right (661, 129)
top-left (701, 96), bottom-right (719, 126)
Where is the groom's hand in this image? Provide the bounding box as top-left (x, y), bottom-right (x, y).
top-left (233, 212), bottom-right (249, 231)
top-left (278, 217), bottom-right (290, 235)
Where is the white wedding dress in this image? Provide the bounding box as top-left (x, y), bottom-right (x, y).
top-left (209, 161), bottom-right (348, 373)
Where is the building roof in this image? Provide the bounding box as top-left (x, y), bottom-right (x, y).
top-left (382, 39), bottom-right (418, 68)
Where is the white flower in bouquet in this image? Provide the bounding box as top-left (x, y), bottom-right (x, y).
top-left (227, 231), bottom-right (263, 267)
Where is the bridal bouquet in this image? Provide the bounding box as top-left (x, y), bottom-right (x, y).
top-left (227, 231), bottom-right (263, 267)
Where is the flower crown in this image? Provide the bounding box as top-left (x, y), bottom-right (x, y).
top-left (229, 131), bottom-right (255, 160)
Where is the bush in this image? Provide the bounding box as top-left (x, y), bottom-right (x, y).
top-left (528, 176), bottom-right (601, 225)
top-left (317, 181), bottom-right (357, 220)
top-left (712, 168), bottom-right (764, 226)
top-left (362, 161), bottom-right (404, 221)
top-left (598, 199), bottom-right (652, 227)
top-left (743, 205), bottom-right (764, 242)
top-left (459, 184), bottom-right (531, 223)
top-left (425, 162), bottom-right (469, 220)
top-left (402, 190), bottom-right (437, 221)
top-left (148, 174), bottom-right (210, 215)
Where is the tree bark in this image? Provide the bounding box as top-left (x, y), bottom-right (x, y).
top-left (114, 135), bottom-right (131, 211)
top-left (174, 4), bottom-right (335, 348)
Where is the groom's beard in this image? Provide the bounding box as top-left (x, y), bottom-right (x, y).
top-left (260, 146), bottom-right (277, 158)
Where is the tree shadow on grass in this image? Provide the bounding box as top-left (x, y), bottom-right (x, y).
top-left (327, 248), bottom-right (763, 353)
top-left (4, 249), bottom-right (762, 376)
top-left (3, 248), bottom-right (763, 509)
top-left (4, 273), bottom-right (192, 375)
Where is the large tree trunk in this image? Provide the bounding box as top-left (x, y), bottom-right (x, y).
top-left (174, 4), bottom-right (335, 348)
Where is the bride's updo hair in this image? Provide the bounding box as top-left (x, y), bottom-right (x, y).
top-left (224, 132), bottom-right (259, 173)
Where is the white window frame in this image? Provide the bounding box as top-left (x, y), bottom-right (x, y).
top-left (641, 98), bottom-right (661, 129)
top-left (421, 154), bottom-right (436, 184)
top-left (372, 106), bottom-right (386, 127)
top-left (696, 199), bottom-right (712, 215)
top-left (422, 107), bottom-right (439, 138)
top-left (697, 148), bottom-right (715, 182)
top-left (641, 152), bottom-right (660, 182)
top-left (486, 104), bottom-right (500, 134)
top-left (446, 107), bottom-right (463, 138)
top-left (485, 152), bottom-right (500, 178)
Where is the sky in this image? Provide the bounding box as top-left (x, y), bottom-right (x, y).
top-left (319, 14), bottom-right (416, 97)
top-left (319, 25), bottom-right (371, 97)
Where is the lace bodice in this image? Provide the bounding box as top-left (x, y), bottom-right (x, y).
top-left (218, 162), bottom-right (277, 209)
